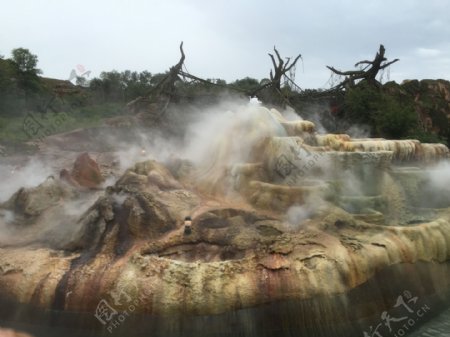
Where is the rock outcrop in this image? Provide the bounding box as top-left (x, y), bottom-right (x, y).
top-left (0, 104), bottom-right (449, 336)
top-left (399, 79), bottom-right (450, 142)
top-left (63, 152), bottom-right (104, 188)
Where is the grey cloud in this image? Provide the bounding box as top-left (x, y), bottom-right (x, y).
top-left (0, 0), bottom-right (449, 88)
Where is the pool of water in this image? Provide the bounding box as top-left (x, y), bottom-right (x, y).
top-left (408, 306), bottom-right (450, 337)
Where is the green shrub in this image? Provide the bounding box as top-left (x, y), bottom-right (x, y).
top-left (343, 83), bottom-right (381, 124)
top-left (407, 130), bottom-right (447, 145)
top-left (372, 95), bottom-right (417, 138)
top-left (344, 84), bottom-right (418, 139)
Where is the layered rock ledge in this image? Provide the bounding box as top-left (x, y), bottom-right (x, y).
top-left (0, 105), bottom-right (449, 336)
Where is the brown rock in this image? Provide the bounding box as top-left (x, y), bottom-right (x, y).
top-left (3, 177), bottom-right (71, 218)
top-left (259, 253), bottom-right (290, 270)
top-left (0, 328), bottom-right (33, 337)
top-left (71, 152), bottom-right (104, 188)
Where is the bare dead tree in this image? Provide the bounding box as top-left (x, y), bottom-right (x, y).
top-left (127, 43), bottom-right (304, 118)
top-left (127, 42), bottom-right (186, 121)
top-left (268, 46), bottom-right (302, 91)
top-left (177, 45), bottom-right (303, 101)
top-left (151, 42), bottom-right (185, 98)
top-left (251, 46), bottom-right (302, 108)
top-left (326, 44), bottom-right (399, 89)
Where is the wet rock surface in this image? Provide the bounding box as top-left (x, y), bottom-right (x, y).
top-left (61, 152), bottom-right (104, 188)
top-left (0, 328), bottom-right (33, 337)
top-left (0, 105), bottom-right (449, 336)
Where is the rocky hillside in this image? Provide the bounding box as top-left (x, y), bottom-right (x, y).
top-left (395, 79), bottom-right (450, 143)
top-left (314, 79), bottom-right (450, 145)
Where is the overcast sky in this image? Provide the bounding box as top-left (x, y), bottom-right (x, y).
top-left (1, 0), bottom-right (449, 88)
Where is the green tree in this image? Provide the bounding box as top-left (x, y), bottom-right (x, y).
top-left (231, 77), bottom-right (260, 93)
top-left (89, 70), bottom-right (154, 102)
top-left (11, 48), bottom-right (41, 75)
top-left (76, 76), bottom-right (88, 87)
top-left (343, 83), bottom-right (418, 139)
top-left (344, 83), bottom-right (381, 124)
top-left (150, 73), bottom-right (168, 86)
top-left (8, 48), bottom-right (43, 94)
top-left (373, 96), bottom-right (417, 138)
top-left (0, 58), bottom-right (22, 115)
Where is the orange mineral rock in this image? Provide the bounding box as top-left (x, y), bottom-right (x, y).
top-left (70, 152), bottom-right (104, 188)
top-left (0, 328), bottom-right (33, 337)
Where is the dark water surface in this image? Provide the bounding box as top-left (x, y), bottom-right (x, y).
top-left (408, 306), bottom-right (450, 337)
